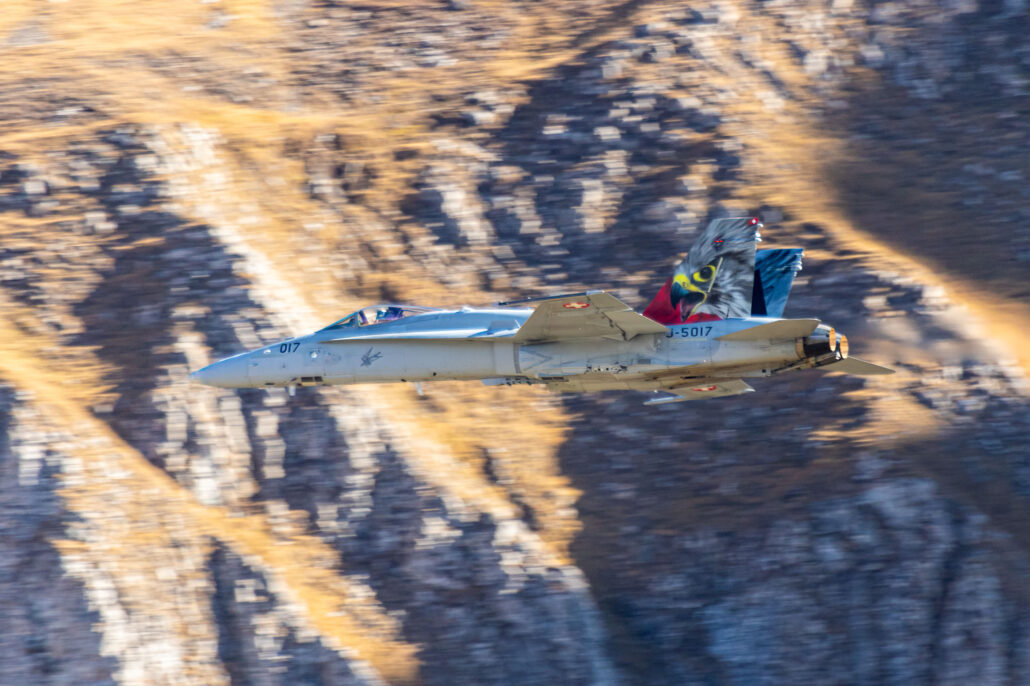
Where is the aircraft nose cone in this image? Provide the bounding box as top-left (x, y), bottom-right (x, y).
top-left (190, 356), bottom-right (249, 388)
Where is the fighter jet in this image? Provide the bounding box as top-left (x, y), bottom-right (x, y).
top-left (191, 217), bottom-right (893, 404)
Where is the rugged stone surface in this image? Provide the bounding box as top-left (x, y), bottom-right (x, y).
top-left (0, 1), bottom-right (1028, 685)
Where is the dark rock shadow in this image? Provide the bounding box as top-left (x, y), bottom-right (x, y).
top-left (208, 542), bottom-right (367, 686)
top-left (824, 5), bottom-right (1030, 303)
top-left (0, 386), bottom-right (119, 685)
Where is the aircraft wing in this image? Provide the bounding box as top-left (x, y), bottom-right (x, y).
top-left (513, 291), bottom-right (668, 344)
top-left (645, 379), bottom-right (754, 405)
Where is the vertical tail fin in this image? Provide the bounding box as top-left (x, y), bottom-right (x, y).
top-left (751, 248), bottom-right (803, 317)
top-left (643, 217), bottom-right (762, 324)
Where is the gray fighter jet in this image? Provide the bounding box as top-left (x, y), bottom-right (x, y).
top-left (191, 217), bottom-right (893, 404)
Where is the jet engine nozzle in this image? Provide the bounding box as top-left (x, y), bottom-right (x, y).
top-left (795, 323), bottom-right (850, 367)
top-left (799, 335), bottom-right (833, 359)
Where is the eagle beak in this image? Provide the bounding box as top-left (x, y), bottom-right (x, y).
top-left (671, 275), bottom-right (708, 317)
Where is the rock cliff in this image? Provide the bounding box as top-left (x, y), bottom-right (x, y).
top-left (1, 1), bottom-right (1028, 684)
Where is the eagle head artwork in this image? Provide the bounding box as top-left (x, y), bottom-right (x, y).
top-left (644, 216), bottom-right (762, 325)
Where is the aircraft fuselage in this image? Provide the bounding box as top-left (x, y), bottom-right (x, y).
top-left (191, 313), bottom-right (832, 394)
top-left (191, 217), bottom-right (894, 402)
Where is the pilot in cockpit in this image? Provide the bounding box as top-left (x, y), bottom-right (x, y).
top-left (376, 306), bottom-right (404, 323)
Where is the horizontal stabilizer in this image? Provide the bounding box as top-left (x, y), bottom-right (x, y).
top-left (715, 318), bottom-right (820, 342)
top-left (645, 379), bottom-right (754, 405)
top-left (514, 291), bottom-right (668, 344)
top-left (822, 357), bottom-right (895, 375)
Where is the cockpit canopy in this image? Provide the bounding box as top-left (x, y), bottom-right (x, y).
top-left (319, 305), bottom-right (439, 331)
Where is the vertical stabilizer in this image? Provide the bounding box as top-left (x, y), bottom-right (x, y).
top-left (751, 248), bottom-right (803, 317)
top-left (644, 217), bottom-right (762, 324)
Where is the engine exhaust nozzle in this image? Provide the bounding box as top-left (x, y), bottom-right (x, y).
top-left (801, 336), bottom-right (833, 358)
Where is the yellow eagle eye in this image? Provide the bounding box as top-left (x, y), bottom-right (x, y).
top-left (692, 265), bottom-right (716, 282)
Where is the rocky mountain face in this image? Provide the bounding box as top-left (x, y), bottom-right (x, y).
top-left (1, 1), bottom-right (1028, 684)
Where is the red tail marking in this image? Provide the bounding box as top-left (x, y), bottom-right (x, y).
top-left (642, 277), bottom-right (722, 325)
top-left (643, 277), bottom-right (678, 324)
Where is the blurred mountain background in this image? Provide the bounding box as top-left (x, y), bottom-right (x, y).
top-left (1, 1), bottom-right (1028, 684)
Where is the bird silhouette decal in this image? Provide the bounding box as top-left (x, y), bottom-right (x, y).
top-left (361, 347), bottom-right (383, 367)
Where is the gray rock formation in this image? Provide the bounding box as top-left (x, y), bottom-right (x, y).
top-left (1, 1), bottom-right (1029, 684)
